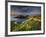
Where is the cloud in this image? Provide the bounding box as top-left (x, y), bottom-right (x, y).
top-left (11, 5), bottom-right (41, 16)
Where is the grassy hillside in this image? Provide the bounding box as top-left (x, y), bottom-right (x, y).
top-left (10, 16), bottom-right (41, 32)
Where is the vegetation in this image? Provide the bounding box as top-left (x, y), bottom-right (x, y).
top-left (10, 16), bottom-right (41, 32)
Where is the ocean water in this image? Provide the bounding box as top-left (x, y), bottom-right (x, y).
top-left (11, 16), bottom-right (25, 23)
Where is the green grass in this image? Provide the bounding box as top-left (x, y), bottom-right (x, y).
top-left (10, 16), bottom-right (41, 32)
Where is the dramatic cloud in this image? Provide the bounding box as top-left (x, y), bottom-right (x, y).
top-left (11, 5), bottom-right (41, 16)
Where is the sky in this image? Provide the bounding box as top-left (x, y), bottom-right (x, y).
top-left (11, 5), bottom-right (41, 16)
